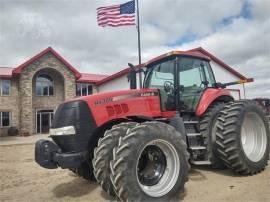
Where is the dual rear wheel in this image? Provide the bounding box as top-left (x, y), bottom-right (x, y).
top-left (93, 122), bottom-right (190, 201)
top-left (215, 100), bottom-right (269, 174)
top-left (199, 100), bottom-right (269, 174)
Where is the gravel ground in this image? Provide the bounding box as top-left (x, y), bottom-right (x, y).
top-left (0, 143), bottom-right (269, 202)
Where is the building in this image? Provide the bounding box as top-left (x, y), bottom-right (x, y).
top-left (0, 47), bottom-right (248, 136)
top-left (0, 47), bottom-right (107, 136)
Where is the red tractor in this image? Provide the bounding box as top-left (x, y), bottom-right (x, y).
top-left (35, 51), bottom-right (270, 201)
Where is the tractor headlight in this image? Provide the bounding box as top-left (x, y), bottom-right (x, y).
top-left (49, 126), bottom-right (76, 136)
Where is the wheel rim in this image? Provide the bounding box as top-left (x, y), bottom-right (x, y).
top-left (136, 139), bottom-right (180, 197)
top-left (241, 112), bottom-right (267, 162)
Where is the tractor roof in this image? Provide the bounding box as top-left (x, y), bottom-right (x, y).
top-left (145, 50), bottom-right (210, 66)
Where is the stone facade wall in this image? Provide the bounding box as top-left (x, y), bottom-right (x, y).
top-left (19, 52), bottom-right (76, 135)
top-left (32, 68), bottom-right (65, 133)
top-left (0, 51), bottom-right (100, 136)
top-left (0, 78), bottom-right (20, 136)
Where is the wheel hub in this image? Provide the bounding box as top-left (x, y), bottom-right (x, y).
top-left (137, 145), bottom-right (167, 186)
top-left (241, 112), bottom-right (267, 162)
top-left (136, 139), bottom-right (180, 197)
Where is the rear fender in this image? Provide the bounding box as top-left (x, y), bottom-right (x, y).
top-left (196, 88), bottom-right (234, 116)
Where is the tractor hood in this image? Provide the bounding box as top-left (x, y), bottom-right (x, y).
top-left (73, 89), bottom-right (166, 127)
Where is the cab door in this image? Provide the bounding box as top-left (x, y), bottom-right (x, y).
top-left (178, 57), bottom-right (214, 111)
top-left (144, 58), bottom-right (176, 111)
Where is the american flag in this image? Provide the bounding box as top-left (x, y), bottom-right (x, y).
top-left (97, 0), bottom-right (136, 27)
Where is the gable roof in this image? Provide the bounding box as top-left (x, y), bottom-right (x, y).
top-left (0, 47), bottom-right (108, 83)
top-left (12, 47), bottom-right (82, 79)
top-left (97, 47), bottom-right (248, 85)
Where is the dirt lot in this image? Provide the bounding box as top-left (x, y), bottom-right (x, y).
top-left (0, 143), bottom-right (269, 202)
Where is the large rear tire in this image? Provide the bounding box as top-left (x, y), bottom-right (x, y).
top-left (92, 122), bottom-right (138, 196)
top-left (200, 102), bottom-right (226, 168)
top-left (216, 100), bottom-right (270, 175)
top-left (110, 122), bottom-right (190, 202)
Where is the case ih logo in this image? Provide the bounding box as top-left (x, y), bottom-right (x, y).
top-left (140, 92), bottom-right (157, 97)
top-left (94, 92), bottom-right (158, 106)
top-left (95, 97), bottom-right (113, 105)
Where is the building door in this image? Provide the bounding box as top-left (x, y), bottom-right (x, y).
top-left (36, 110), bottom-right (54, 134)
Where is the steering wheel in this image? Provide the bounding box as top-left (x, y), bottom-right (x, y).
top-left (164, 81), bottom-right (174, 94)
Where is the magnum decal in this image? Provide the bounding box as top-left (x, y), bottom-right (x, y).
top-left (94, 92), bottom-right (159, 106)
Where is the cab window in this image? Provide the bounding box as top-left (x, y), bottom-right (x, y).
top-left (145, 60), bottom-right (174, 89)
top-left (203, 61), bottom-right (216, 87)
top-left (178, 57), bottom-right (206, 111)
top-left (145, 59), bottom-right (175, 111)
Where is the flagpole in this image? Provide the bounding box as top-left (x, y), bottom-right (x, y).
top-left (136, 0), bottom-right (142, 89)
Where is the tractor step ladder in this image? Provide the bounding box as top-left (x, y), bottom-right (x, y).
top-left (184, 121), bottom-right (199, 124)
top-left (185, 120), bottom-right (210, 165)
top-left (190, 160), bottom-right (211, 165)
top-left (187, 133), bottom-right (201, 137)
top-left (190, 146), bottom-right (206, 150)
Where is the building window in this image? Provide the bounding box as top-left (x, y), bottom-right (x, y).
top-left (0, 112), bottom-right (11, 127)
top-left (36, 74), bottom-right (53, 96)
top-left (76, 83), bottom-right (93, 96)
top-left (0, 79), bottom-right (11, 96)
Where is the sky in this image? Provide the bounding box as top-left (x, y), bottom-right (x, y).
top-left (0, 0), bottom-right (269, 98)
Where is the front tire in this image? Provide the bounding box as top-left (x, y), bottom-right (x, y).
top-left (110, 122), bottom-right (190, 202)
top-left (216, 100), bottom-right (270, 175)
top-left (92, 122), bottom-right (138, 196)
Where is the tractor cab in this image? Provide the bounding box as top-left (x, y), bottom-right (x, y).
top-left (143, 52), bottom-right (216, 113)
